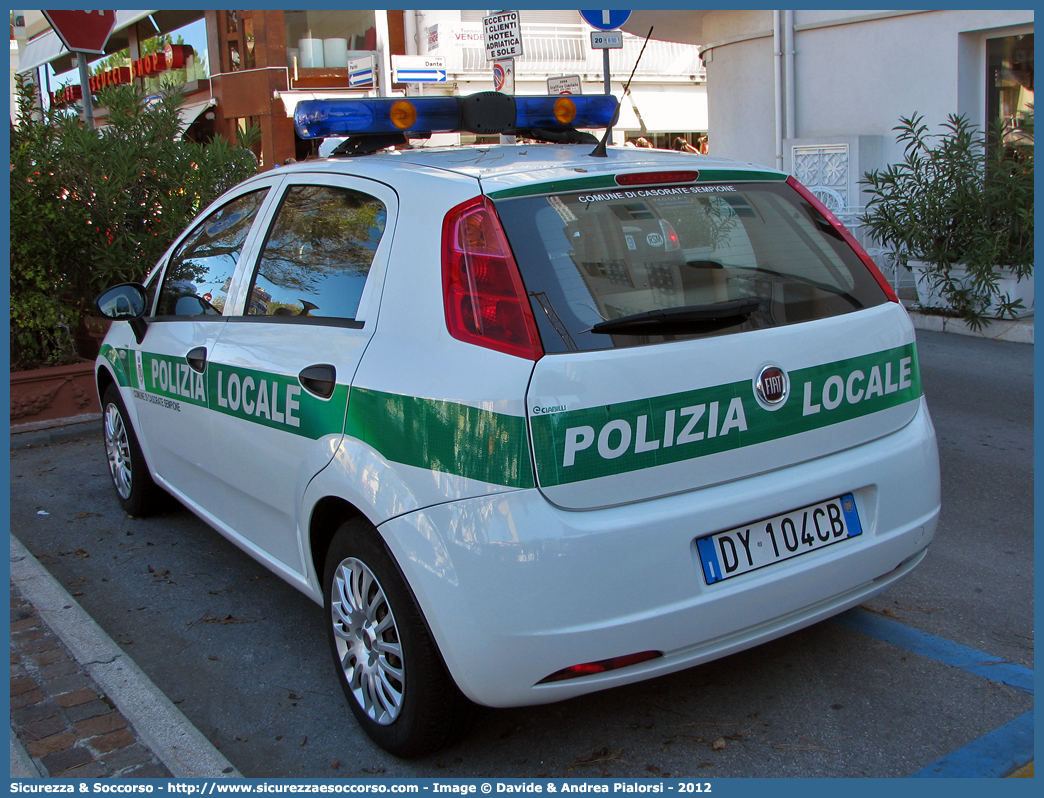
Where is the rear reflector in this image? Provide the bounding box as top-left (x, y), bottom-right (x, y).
top-left (616, 171), bottom-right (699, 186)
top-left (537, 651), bottom-right (662, 684)
top-left (786, 176), bottom-right (900, 303)
top-left (442, 196), bottom-right (544, 360)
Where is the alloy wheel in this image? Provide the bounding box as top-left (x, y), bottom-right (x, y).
top-left (103, 403), bottom-right (133, 500)
top-left (331, 557), bottom-right (405, 725)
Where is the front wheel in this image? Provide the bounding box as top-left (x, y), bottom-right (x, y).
top-left (102, 384), bottom-right (164, 517)
top-left (324, 517), bottom-right (471, 757)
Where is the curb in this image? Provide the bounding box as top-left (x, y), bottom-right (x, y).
top-left (9, 418), bottom-right (102, 450)
top-left (10, 534), bottom-right (242, 779)
top-left (10, 727), bottom-right (41, 778)
top-left (906, 309), bottom-right (1033, 344)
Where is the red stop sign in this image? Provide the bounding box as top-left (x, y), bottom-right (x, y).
top-left (43, 10), bottom-right (117, 55)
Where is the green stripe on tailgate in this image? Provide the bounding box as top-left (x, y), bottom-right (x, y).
top-left (530, 344), bottom-right (922, 487)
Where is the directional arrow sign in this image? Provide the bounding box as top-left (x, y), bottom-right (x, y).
top-left (43, 9), bottom-right (116, 54)
top-left (348, 55), bottom-right (374, 88)
top-left (392, 55), bottom-right (447, 83)
top-left (579, 10), bottom-right (632, 32)
top-left (394, 69), bottom-right (447, 83)
top-left (348, 69), bottom-right (374, 88)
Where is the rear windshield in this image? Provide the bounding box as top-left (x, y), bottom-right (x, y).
top-left (494, 181), bottom-right (889, 353)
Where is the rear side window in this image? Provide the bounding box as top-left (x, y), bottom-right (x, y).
top-left (494, 182), bottom-right (890, 353)
top-left (244, 185), bottom-right (387, 321)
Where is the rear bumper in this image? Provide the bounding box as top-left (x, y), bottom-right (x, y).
top-left (378, 398), bottom-right (940, 707)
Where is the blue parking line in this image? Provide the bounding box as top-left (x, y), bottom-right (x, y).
top-left (834, 608), bottom-right (1034, 695)
top-left (834, 608), bottom-right (1034, 778)
top-left (908, 710), bottom-right (1034, 778)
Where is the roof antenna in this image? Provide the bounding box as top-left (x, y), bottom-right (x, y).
top-left (590, 26), bottom-right (654, 158)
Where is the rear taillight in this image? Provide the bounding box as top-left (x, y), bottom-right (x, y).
top-left (786, 176), bottom-right (899, 303)
top-left (442, 196), bottom-right (544, 360)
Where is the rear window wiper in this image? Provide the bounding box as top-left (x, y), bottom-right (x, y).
top-left (589, 298), bottom-right (760, 335)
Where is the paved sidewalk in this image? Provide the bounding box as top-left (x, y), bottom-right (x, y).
top-left (10, 534), bottom-right (242, 779)
top-left (10, 580), bottom-right (172, 778)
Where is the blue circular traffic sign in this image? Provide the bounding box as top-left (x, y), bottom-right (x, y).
top-left (580, 9), bottom-right (632, 31)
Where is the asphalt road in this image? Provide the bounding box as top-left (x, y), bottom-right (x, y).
top-left (9, 329), bottom-right (1033, 778)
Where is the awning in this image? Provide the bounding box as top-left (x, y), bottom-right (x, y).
top-left (615, 86), bottom-right (708, 133)
top-left (18, 30), bottom-right (66, 74)
top-left (177, 98), bottom-right (216, 134)
top-left (18, 10), bottom-right (202, 74)
top-left (621, 11), bottom-right (709, 46)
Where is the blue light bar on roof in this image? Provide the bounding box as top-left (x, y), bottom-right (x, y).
top-left (515, 95), bottom-right (619, 130)
top-left (294, 92), bottom-right (620, 140)
top-left (294, 97), bottom-right (460, 139)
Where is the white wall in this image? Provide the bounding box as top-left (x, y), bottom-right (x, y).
top-left (702, 9), bottom-right (1034, 169)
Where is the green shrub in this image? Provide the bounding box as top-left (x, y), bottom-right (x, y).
top-left (860, 112), bottom-right (1034, 329)
top-left (9, 81), bottom-right (259, 371)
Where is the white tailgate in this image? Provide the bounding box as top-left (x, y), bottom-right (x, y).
top-left (526, 303), bottom-right (922, 510)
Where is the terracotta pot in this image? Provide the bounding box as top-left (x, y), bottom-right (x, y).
top-left (75, 316), bottom-right (112, 360)
top-left (10, 360), bottom-right (101, 431)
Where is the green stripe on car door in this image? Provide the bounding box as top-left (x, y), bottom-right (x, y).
top-left (344, 387), bottom-right (536, 489)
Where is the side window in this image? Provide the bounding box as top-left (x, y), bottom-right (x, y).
top-left (245, 184), bottom-right (387, 320)
top-left (156, 190), bottom-right (269, 317)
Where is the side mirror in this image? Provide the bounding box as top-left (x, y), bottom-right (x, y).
top-left (94, 283), bottom-right (149, 344)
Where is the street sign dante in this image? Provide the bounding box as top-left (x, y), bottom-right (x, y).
top-left (391, 55), bottom-right (447, 83)
top-left (43, 9), bottom-right (116, 55)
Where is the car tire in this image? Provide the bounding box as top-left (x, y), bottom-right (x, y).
top-left (324, 517), bottom-right (471, 757)
top-left (101, 384), bottom-right (164, 517)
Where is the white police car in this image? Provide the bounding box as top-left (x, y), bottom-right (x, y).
top-left (93, 92), bottom-right (940, 757)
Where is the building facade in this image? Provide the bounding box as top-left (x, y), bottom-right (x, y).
top-left (626, 9), bottom-right (1033, 211)
top-left (14, 9), bottom-right (708, 168)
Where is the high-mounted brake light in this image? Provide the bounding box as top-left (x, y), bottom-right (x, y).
top-left (442, 196), bottom-right (543, 361)
top-left (786, 176), bottom-right (900, 303)
top-left (537, 651), bottom-right (662, 684)
top-left (294, 92), bottom-right (619, 140)
top-left (616, 171), bottom-right (700, 186)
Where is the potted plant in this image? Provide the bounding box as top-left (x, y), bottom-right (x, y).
top-left (10, 79), bottom-right (259, 427)
top-left (860, 111), bottom-right (1033, 330)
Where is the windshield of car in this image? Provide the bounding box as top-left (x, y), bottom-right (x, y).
top-left (493, 181), bottom-right (889, 353)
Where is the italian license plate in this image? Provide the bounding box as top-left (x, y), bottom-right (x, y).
top-left (696, 494), bottom-right (863, 585)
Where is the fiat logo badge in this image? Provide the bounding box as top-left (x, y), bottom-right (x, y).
top-left (755, 365), bottom-right (789, 409)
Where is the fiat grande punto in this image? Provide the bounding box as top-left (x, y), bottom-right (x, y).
top-left (93, 92), bottom-right (941, 756)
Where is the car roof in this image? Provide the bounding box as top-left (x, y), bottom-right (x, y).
top-left (265, 144), bottom-right (786, 194)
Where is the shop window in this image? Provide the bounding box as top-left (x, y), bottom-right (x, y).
top-left (245, 185), bottom-right (387, 321)
top-left (243, 17), bottom-right (256, 71)
top-left (987, 34), bottom-right (1034, 149)
top-left (283, 10), bottom-right (376, 70)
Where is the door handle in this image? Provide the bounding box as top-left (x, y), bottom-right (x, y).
top-left (299, 364), bottom-right (337, 399)
top-left (186, 346), bottom-right (207, 374)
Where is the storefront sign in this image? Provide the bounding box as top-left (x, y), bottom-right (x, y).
top-left (53, 45), bottom-right (194, 106)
